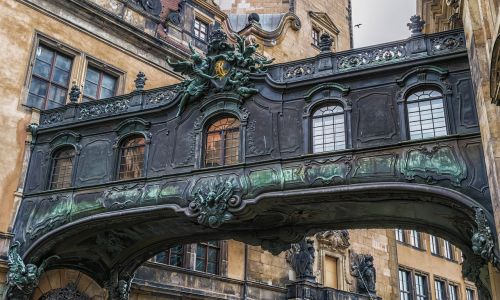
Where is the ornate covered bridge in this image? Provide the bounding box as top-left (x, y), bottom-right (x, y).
top-left (9, 28), bottom-right (500, 299)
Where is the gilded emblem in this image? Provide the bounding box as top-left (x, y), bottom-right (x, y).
top-left (214, 59), bottom-right (230, 78)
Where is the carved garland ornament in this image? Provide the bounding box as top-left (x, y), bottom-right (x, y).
top-left (471, 208), bottom-right (500, 266)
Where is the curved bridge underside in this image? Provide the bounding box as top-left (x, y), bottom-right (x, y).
top-left (25, 183), bottom-right (490, 284)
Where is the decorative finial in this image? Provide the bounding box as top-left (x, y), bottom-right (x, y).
top-left (134, 71), bottom-right (147, 91)
top-left (407, 15), bottom-right (426, 36)
top-left (319, 33), bottom-right (333, 53)
top-left (248, 13), bottom-right (261, 26)
top-left (69, 81), bottom-right (81, 103)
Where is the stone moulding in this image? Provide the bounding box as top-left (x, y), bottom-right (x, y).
top-left (226, 12), bottom-right (301, 47)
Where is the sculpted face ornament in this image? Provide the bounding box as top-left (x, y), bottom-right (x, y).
top-left (471, 207), bottom-right (500, 266)
top-left (167, 29), bottom-right (274, 117)
top-left (188, 178), bottom-right (242, 228)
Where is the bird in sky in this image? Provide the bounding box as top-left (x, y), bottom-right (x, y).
top-left (354, 24), bottom-right (362, 28)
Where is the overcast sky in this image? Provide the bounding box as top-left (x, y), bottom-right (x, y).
top-left (351, 0), bottom-right (416, 48)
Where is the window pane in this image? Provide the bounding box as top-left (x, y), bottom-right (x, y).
top-left (406, 91), bottom-right (448, 140)
top-left (86, 68), bottom-right (100, 84)
top-left (36, 46), bottom-right (54, 64)
top-left (48, 86), bottom-right (67, 105)
top-left (205, 117), bottom-right (240, 167)
top-left (33, 60), bottom-right (51, 79)
top-left (50, 148), bottom-right (75, 189)
top-left (52, 68), bottom-right (70, 86)
top-left (312, 105), bottom-right (345, 153)
top-left (118, 137), bottom-right (145, 180)
top-left (55, 54), bottom-right (72, 71)
top-left (29, 77), bottom-right (49, 97)
top-left (84, 81), bottom-right (98, 99)
top-left (102, 73), bottom-right (117, 90)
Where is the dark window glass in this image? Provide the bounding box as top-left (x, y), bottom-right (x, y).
top-left (49, 147), bottom-right (75, 189)
top-left (312, 105), bottom-right (345, 153)
top-left (195, 241), bottom-right (220, 274)
top-left (448, 284), bottom-right (459, 300)
top-left (406, 90), bottom-right (447, 140)
top-left (118, 136), bottom-right (145, 180)
top-left (398, 269), bottom-right (412, 300)
top-left (312, 28), bottom-right (320, 46)
top-left (155, 245), bottom-right (184, 267)
top-left (409, 230), bottom-right (421, 248)
top-left (205, 117), bottom-right (240, 167)
top-left (28, 45), bottom-right (73, 109)
top-left (395, 229), bottom-right (405, 242)
top-left (466, 288), bottom-right (475, 300)
top-left (194, 19), bottom-right (209, 41)
top-left (83, 66), bottom-right (117, 101)
top-left (435, 280), bottom-right (446, 300)
top-left (430, 235), bottom-right (440, 255)
top-left (415, 274), bottom-right (428, 300)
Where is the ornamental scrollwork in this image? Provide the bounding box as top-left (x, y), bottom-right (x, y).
top-left (167, 29), bottom-right (273, 117)
top-left (471, 207), bottom-right (500, 266)
top-left (40, 112), bottom-right (63, 126)
top-left (431, 33), bottom-right (465, 53)
top-left (7, 241), bottom-right (59, 299)
top-left (337, 45), bottom-right (407, 71)
top-left (188, 178), bottom-right (242, 228)
top-left (40, 282), bottom-right (90, 300)
top-left (78, 99), bottom-right (130, 120)
top-left (283, 63), bottom-right (315, 80)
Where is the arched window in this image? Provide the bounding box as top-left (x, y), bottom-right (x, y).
top-left (204, 117), bottom-right (240, 167)
top-left (117, 135), bottom-right (145, 180)
top-left (406, 90), bottom-right (447, 140)
top-left (312, 104), bottom-right (345, 153)
top-left (49, 147), bottom-right (76, 189)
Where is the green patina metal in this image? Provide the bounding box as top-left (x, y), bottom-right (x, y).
top-left (26, 196), bottom-right (71, 241)
top-left (7, 241), bottom-right (59, 299)
top-left (189, 178), bottom-right (239, 228)
top-left (354, 155), bottom-right (396, 177)
top-left (304, 158), bottom-right (351, 185)
top-left (167, 29), bottom-right (273, 117)
top-left (248, 169), bottom-right (280, 190)
top-left (400, 145), bottom-right (465, 185)
top-left (283, 166), bottom-right (306, 186)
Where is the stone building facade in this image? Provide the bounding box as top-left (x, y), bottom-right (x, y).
top-left (418, 0), bottom-right (500, 298)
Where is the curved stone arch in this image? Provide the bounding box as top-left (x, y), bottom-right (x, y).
top-left (32, 269), bottom-right (106, 300)
top-left (395, 65), bottom-right (455, 139)
top-left (20, 182), bottom-right (498, 295)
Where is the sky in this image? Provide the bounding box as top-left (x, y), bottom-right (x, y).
top-left (351, 0), bottom-right (417, 48)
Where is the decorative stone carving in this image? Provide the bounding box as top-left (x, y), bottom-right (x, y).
top-left (350, 253), bottom-right (376, 296)
top-left (431, 33), bottom-right (465, 53)
top-left (247, 12), bottom-right (260, 26)
top-left (315, 230), bottom-right (350, 250)
top-left (144, 88), bottom-right (177, 105)
top-left (26, 123), bottom-right (38, 148)
top-left (78, 99), bottom-right (129, 120)
top-left (283, 63), bottom-right (315, 79)
top-left (319, 33), bottom-right (333, 52)
top-left (132, 0), bottom-right (162, 16)
top-left (40, 112), bottom-right (63, 126)
top-left (188, 178), bottom-right (241, 228)
top-left (7, 241), bottom-right (59, 299)
top-left (40, 282), bottom-right (90, 300)
top-left (472, 208), bottom-right (499, 265)
top-left (69, 81), bottom-right (81, 103)
top-left (134, 71), bottom-right (147, 91)
top-left (337, 45), bottom-right (407, 70)
top-left (167, 29), bottom-right (273, 116)
top-left (106, 274), bottom-right (134, 300)
top-left (407, 15), bottom-right (425, 36)
top-left (287, 238), bottom-right (316, 281)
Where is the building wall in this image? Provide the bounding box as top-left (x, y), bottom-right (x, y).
top-left (215, 0), bottom-right (290, 14)
top-left (417, 0), bottom-right (500, 297)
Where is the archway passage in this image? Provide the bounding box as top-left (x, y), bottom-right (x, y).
top-left (8, 29), bottom-right (500, 299)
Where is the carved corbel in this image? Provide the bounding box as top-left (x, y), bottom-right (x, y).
top-left (105, 272), bottom-right (135, 300)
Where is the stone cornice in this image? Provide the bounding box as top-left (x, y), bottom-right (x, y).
top-left (226, 12), bottom-right (301, 47)
top-left (192, 0), bottom-right (228, 20)
top-left (308, 11), bottom-right (340, 35)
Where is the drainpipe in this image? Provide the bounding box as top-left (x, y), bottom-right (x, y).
top-left (242, 244), bottom-right (249, 300)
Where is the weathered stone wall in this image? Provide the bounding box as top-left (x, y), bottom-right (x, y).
top-left (347, 229), bottom-right (399, 300)
top-left (417, 0), bottom-right (500, 297)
